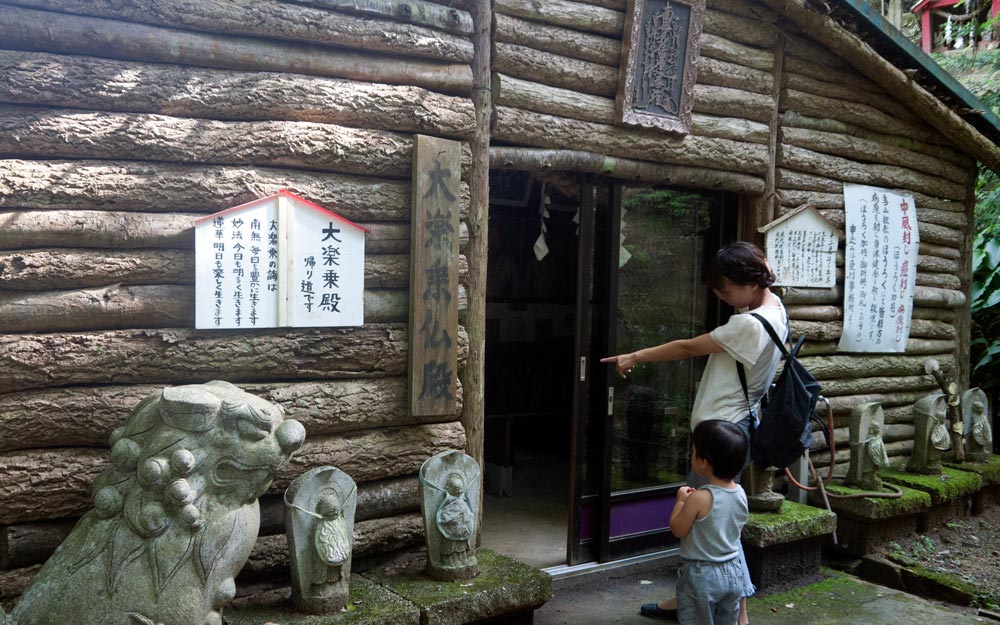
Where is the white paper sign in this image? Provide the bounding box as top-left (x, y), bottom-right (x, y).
top-left (838, 184), bottom-right (919, 353)
top-left (765, 209), bottom-right (839, 287)
top-left (195, 191), bottom-right (365, 329)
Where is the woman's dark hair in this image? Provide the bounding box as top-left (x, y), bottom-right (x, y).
top-left (691, 420), bottom-right (748, 480)
top-left (707, 241), bottom-right (775, 290)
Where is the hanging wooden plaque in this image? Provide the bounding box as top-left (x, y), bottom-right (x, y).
top-left (615, 0), bottom-right (705, 134)
top-left (409, 135), bottom-right (461, 417)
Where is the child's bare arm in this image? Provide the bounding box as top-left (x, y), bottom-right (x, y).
top-left (669, 487), bottom-right (712, 538)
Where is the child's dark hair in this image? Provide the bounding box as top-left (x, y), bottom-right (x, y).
top-left (707, 241), bottom-right (775, 290)
top-left (692, 420), bottom-right (748, 480)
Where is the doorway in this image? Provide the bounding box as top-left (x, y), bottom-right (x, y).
top-left (480, 172), bottom-right (736, 568)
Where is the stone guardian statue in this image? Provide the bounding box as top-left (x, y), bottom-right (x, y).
top-left (908, 393), bottom-right (951, 474)
top-left (284, 466), bottom-right (357, 613)
top-left (845, 402), bottom-right (890, 491)
top-left (963, 387), bottom-right (993, 462)
top-left (3, 381), bottom-right (305, 625)
top-left (419, 450), bottom-right (480, 581)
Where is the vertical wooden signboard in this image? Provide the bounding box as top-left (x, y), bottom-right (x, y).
top-left (410, 135), bottom-right (461, 416)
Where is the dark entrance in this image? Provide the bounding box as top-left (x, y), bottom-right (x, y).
top-left (481, 171), bottom-right (736, 568)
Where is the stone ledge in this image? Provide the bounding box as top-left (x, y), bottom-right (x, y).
top-left (225, 574), bottom-right (421, 625)
top-left (743, 501), bottom-right (837, 548)
top-left (365, 550), bottom-right (552, 625)
top-left (881, 468), bottom-right (982, 506)
top-left (815, 483), bottom-right (931, 520)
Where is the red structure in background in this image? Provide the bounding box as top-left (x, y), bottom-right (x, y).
top-left (913, 0), bottom-right (1000, 52)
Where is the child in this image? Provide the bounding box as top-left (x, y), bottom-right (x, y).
top-left (669, 420), bottom-right (752, 625)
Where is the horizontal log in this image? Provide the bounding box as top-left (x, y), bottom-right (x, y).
top-left (242, 513), bottom-right (424, 578)
top-left (912, 306), bottom-right (958, 322)
top-left (800, 353), bottom-right (956, 381)
top-left (703, 8), bottom-right (777, 49)
top-left (781, 126), bottom-right (968, 185)
top-left (0, 50), bottom-right (475, 137)
top-left (826, 391), bottom-right (936, 415)
top-left (0, 106), bottom-right (417, 179)
top-left (0, 378), bottom-right (463, 453)
top-left (0, 160), bottom-right (471, 225)
top-left (493, 0), bottom-right (624, 36)
top-left (780, 284), bottom-right (840, 305)
top-left (776, 167), bottom-right (969, 212)
top-left (0, 210), bottom-right (411, 254)
top-left (780, 145), bottom-right (967, 200)
top-left (494, 107), bottom-right (769, 174)
top-left (9, 0), bottom-right (474, 63)
top-left (808, 424), bottom-right (914, 452)
top-left (0, 5), bottom-right (472, 94)
top-left (490, 147), bottom-right (767, 194)
top-left (494, 42), bottom-right (618, 97)
top-left (815, 210), bottom-right (964, 247)
top-left (818, 374), bottom-right (939, 397)
top-left (913, 285), bottom-right (966, 308)
top-left (778, 194), bottom-right (968, 230)
top-left (0, 564), bottom-right (39, 601)
top-left (783, 32), bottom-right (853, 73)
top-left (0, 250), bottom-right (416, 290)
top-left (788, 319), bottom-right (841, 341)
top-left (0, 285), bottom-right (415, 333)
top-left (919, 242), bottom-right (962, 261)
top-left (287, 0), bottom-right (474, 35)
top-left (493, 73), bottom-right (774, 132)
top-left (783, 89), bottom-right (937, 144)
top-left (798, 338), bottom-right (957, 356)
top-left (707, 0), bottom-right (778, 22)
top-left (915, 273), bottom-right (962, 290)
top-left (812, 440), bottom-right (912, 467)
top-left (0, 421), bottom-right (465, 524)
top-left (783, 55), bottom-right (881, 97)
top-left (696, 56), bottom-right (773, 96)
top-left (699, 32), bottom-right (773, 72)
top-left (785, 71), bottom-right (919, 125)
top-left (786, 304), bottom-right (957, 323)
top-left (0, 324), bottom-right (469, 393)
top-left (493, 13), bottom-right (620, 66)
top-left (779, 110), bottom-right (974, 169)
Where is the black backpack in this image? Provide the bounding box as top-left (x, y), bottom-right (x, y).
top-left (737, 313), bottom-right (822, 470)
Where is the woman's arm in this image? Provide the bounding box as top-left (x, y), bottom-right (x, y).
top-left (601, 333), bottom-right (724, 378)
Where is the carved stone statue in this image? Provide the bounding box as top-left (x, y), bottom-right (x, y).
top-left (908, 393), bottom-right (951, 474)
top-left (2, 381), bottom-right (305, 625)
top-left (284, 466), bottom-right (357, 613)
top-left (963, 387), bottom-right (993, 462)
top-left (419, 450), bottom-right (480, 581)
top-left (845, 402), bottom-right (890, 491)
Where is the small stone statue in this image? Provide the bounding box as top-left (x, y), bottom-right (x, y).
top-left (419, 450), bottom-right (480, 581)
top-left (845, 402), bottom-right (890, 491)
top-left (908, 393), bottom-right (951, 474)
top-left (284, 467), bottom-right (357, 613)
top-left (963, 388), bottom-right (993, 462)
top-left (3, 381), bottom-right (305, 625)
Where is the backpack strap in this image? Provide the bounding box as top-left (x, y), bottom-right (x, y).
top-left (749, 311), bottom-right (807, 359)
top-left (736, 310), bottom-right (791, 411)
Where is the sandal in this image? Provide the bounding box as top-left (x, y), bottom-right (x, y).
top-left (639, 603), bottom-right (678, 620)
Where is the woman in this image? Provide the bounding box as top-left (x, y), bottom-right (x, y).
top-left (601, 241), bottom-right (786, 625)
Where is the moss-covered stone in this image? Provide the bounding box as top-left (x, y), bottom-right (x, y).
top-left (743, 501), bottom-right (837, 548)
top-left (225, 575), bottom-right (420, 625)
top-left (816, 483), bottom-right (931, 520)
top-left (365, 550), bottom-right (552, 625)
top-left (881, 467), bottom-right (982, 505)
top-left (944, 454), bottom-right (1000, 485)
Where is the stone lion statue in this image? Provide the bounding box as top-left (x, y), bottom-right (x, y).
top-left (3, 381), bottom-right (305, 625)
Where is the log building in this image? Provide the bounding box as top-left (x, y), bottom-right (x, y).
top-left (0, 0), bottom-right (998, 602)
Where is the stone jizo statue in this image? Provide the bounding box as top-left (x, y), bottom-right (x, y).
top-left (284, 466), bottom-right (357, 613)
top-left (845, 402), bottom-right (890, 491)
top-left (963, 387), bottom-right (993, 462)
top-left (2, 381), bottom-right (305, 625)
top-left (419, 450), bottom-right (480, 581)
top-left (908, 393), bottom-right (950, 474)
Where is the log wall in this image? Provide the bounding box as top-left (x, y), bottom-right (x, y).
top-left (0, 0), bottom-right (474, 602)
top-left (487, 0), bottom-right (976, 480)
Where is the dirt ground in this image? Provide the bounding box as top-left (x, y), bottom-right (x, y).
top-left (877, 503), bottom-right (1000, 609)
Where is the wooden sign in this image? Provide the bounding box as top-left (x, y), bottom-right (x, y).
top-left (760, 204), bottom-right (842, 288)
top-left (838, 184), bottom-right (920, 353)
top-left (616, 0), bottom-right (705, 134)
top-left (194, 190), bottom-right (366, 329)
top-left (409, 135), bottom-right (461, 417)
